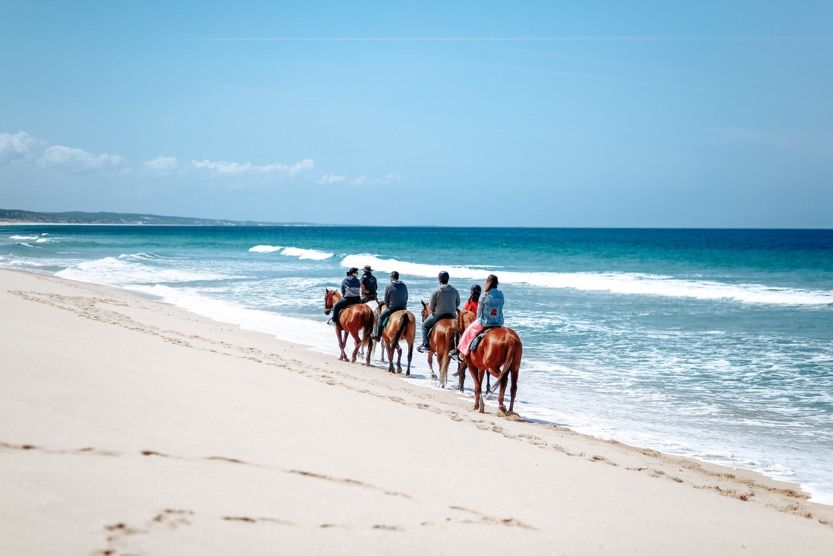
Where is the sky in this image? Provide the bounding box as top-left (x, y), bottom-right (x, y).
top-left (1, 1), bottom-right (832, 227)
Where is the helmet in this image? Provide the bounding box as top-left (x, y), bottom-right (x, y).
top-left (471, 284), bottom-right (481, 294)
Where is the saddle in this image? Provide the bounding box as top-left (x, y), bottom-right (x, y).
top-left (379, 307), bottom-right (404, 330)
top-left (469, 325), bottom-right (501, 353)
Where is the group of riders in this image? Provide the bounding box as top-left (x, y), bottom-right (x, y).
top-left (329, 265), bottom-right (505, 360)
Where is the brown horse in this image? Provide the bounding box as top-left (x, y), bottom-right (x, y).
top-left (421, 301), bottom-right (458, 388)
top-left (374, 302), bottom-right (416, 375)
top-left (461, 327), bottom-right (522, 415)
top-left (323, 289), bottom-right (374, 365)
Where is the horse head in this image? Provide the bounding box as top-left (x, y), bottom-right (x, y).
top-left (420, 300), bottom-right (429, 322)
top-left (323, 288), bottom-right (341, 314)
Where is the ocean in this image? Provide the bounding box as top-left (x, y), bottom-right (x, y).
top-left (3, 225), bottom-right (832, 503)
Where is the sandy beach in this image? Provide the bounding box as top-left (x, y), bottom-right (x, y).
top-left (1, 267), bottom-right (832, 555)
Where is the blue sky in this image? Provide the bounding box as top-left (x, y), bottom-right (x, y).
top-left (1, 1), bottom-right (831, 227)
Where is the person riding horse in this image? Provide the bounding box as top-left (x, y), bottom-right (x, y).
top-left (417, 271), bottom-right (460, 353)
top-left (330, 267), bottom-right (361, 324)
top-left (360, 265), bottom-right (378, 303)
top-left (373, 271), bottom-right (408, 340)
top-left (456, 274), bottom-right (503, 358)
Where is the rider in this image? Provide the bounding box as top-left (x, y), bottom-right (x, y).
top-left (373, 270), bottom-right (408, 340)
top-left (463, 284), bottom-right (481, 315)
top-left (456, 274), bottom-right (503, 359)
top-left (417, 271), bottom-right (460, 353)
top-left (360, 265), bottom-right (378, 303)
top-left (331, 267), bottom-right (362, 326)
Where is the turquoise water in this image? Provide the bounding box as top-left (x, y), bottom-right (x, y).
top-left (3, 225), bottom-right (832, 503)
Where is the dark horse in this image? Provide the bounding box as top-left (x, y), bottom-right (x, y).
top-left (460, 327), bottom-right (522, 415)
top-left (421, 301), bottom-right (458, 388)
top-left (323, 289), bottom-right (374, 365)
top-left (374, 301), bottom-right (416, 375)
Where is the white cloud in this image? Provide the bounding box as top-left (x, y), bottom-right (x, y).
top-left (40, 145), bottom-right (125, 170)
top-left (317, 173), bottom-right (346, 185)
top-left (0, 131), bottom-right (40, 161)
top-left (192, 158), bottom-right (315, 176)
top-left (192, 159), bottom-right (252, 175)
top-left (317, 172), bottom-right (401, 187)
top-left (143, 155), bottom-right (178, 172)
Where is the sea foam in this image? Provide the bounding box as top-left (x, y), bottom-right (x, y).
top-left (249, 244), bottom-right (333, 260)
top-left (56, 256), bottom-right (231, 286)
top-left (340, 254), bottom-right (833, 306)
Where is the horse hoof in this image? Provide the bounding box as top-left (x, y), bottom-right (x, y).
top-left (497, 407), bottom-right (508, 417)
top-left (396, 368), bottom-right (403, 374)
top-left (430, 373), bottom-right (437, 381)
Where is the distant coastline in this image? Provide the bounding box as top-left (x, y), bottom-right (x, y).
top-left (0, 208), bottom-right (309, 227)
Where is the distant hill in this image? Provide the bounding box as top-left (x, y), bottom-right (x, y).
top-left (0, 209), bottom-right (306, 226)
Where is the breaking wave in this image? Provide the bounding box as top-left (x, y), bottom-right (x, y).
top-left (340, 254), bottom-right (833, 306)
top-left (249, 245), bottom-right (333, 260)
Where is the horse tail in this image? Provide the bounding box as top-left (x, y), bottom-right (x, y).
top-left (361, 308), bottom-right (374, 346)
top-left (505, 333), bottom-right (523, 374)
top-left (391, 312), bottom-right (409, 346)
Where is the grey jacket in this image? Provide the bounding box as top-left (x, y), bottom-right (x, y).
top-left (384, 281), bottom-right (408, 309)
top-left (429, 284), bottom-right (460, 317)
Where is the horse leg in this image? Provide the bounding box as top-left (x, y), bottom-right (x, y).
top-left (396, 345), bottom-right (403, 374)
top-left (469, 364), bottom-right (481, 411)
top-left (335, 326), bottom-right (346, 361)
top-left (386, 341), bottom-right (395, 373)
top-left (365, 337), bottom-right (373, 367)
top-left (509, 368), bottom-right (519, 414)
top-left (427, 351), bottom-right (436, 380)
top-left (406, 341), bottom-right (413, 376)
top-left (439, 351), bottom-right (448, 388)
top-left (458, 360), bottom-right (467, 393)
top-left (350, 329), bottom-right (361, 362)
top-left (497, 369), bottom-right (509, 415)
top-left (477, 368), bottom-right (487, 413)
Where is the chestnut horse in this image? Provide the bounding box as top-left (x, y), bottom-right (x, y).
top-left (374, 302), bottom-right (416, 375)
top-left (323, 289), bottom-right (374, 365)
top-left (461, 327), bottom-right (522, 415)
top-left (420, 301), bottom-right (458, 388)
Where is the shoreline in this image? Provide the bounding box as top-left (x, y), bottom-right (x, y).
top-left (2, 267), bottom-right (833, 553)
top-left (50, 267), bottom-right (832, 505)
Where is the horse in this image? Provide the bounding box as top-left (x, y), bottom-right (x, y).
top-left (420, 301), bottom-right (458, 387)
top-left (460, 327), bottom-right (522, 415)
top-left (455, 309), bottom-right (475, 392)
top-left (323, 289), bottom-right (374, 365)
top-left (374, 301), bottom-right (416, 375)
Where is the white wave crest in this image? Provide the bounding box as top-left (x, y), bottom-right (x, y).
top-left (280, 247), bottom-right (333, 260)
top-left (9, 235), bottom-right (38, 240)
top-left (249, 244), bottom-right (333, 260)
top-left (35, 238), bottom-right (50, 243)
top-left (56, 257), bottom-right (230, 286)
top-left (340, 254), bottom-right (833, 306)
top-left (249, 244), bottom-right (283, 253)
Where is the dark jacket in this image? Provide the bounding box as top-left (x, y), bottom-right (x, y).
top-left (384, 280), bottom-right (408, 309)
top-left (361, 273), bottom-right (378, 298)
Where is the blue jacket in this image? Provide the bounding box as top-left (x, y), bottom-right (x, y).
top-left (341, 276), bottom-right (361, 298)
top-left (477, 288), bottom-right (504, 326)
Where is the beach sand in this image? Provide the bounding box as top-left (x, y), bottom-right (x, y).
top-left (1, 267), bottom-right (832, 554)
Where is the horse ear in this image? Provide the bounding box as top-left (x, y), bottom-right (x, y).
top-left (421, 300), bottom-right (426, 307)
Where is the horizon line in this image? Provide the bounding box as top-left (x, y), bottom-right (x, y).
top-left (190, 35), bottom-right (830, 43)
